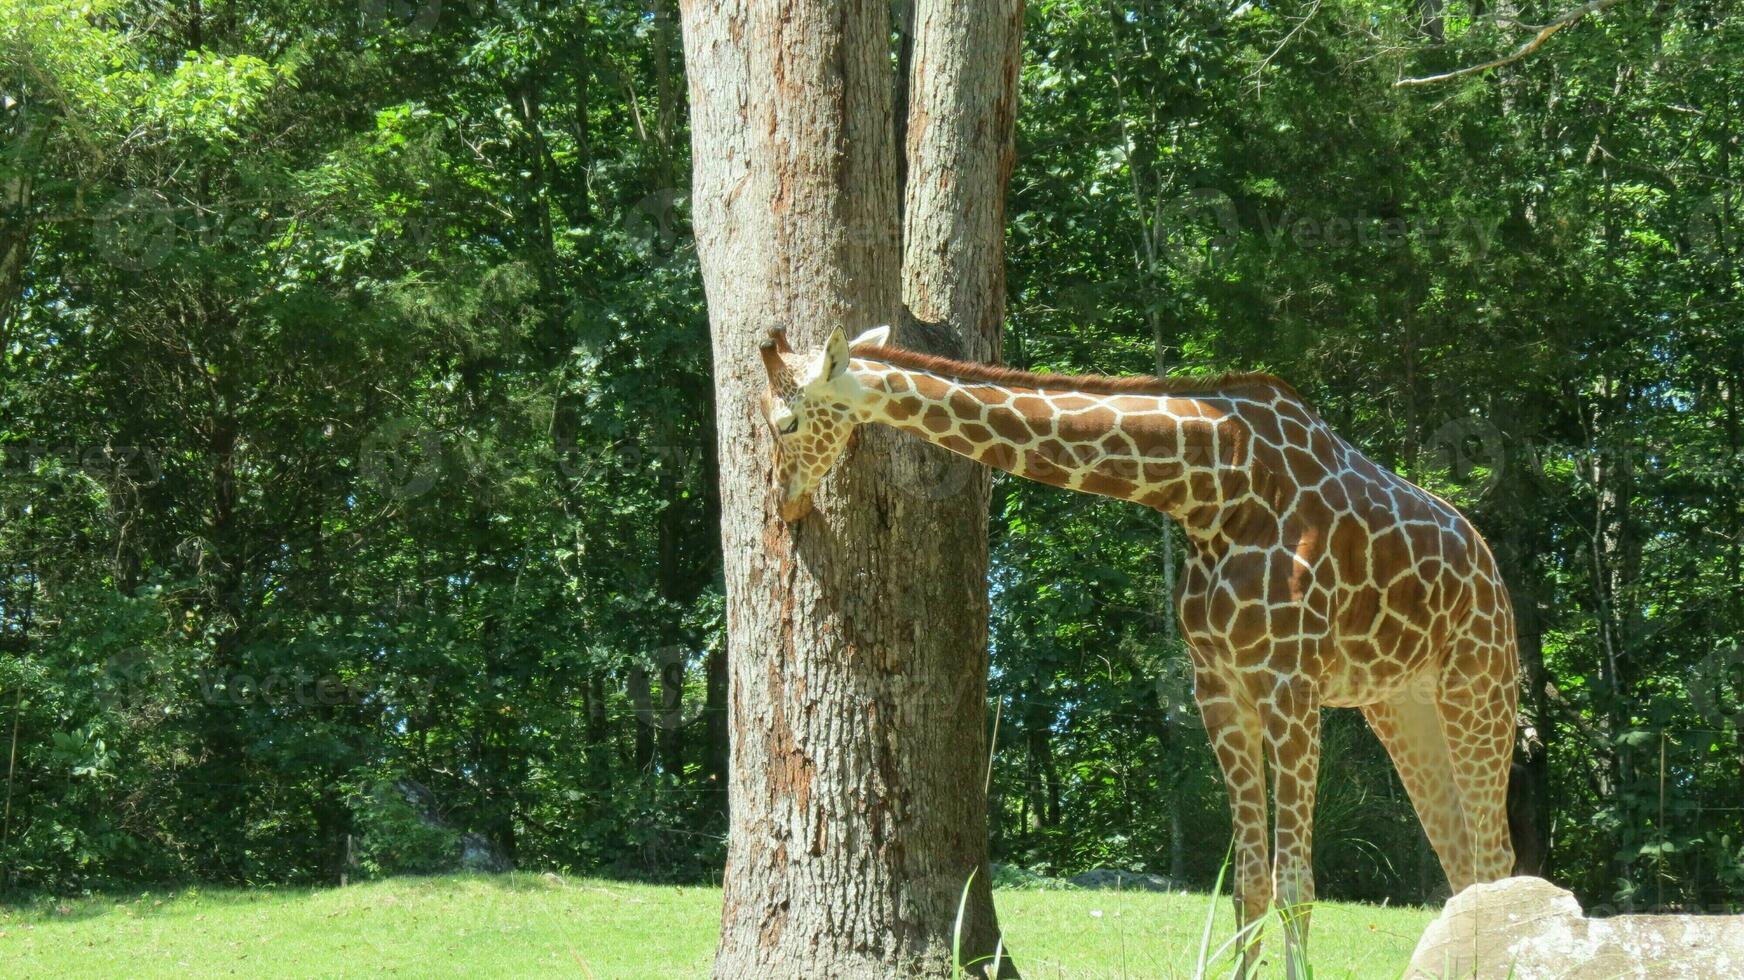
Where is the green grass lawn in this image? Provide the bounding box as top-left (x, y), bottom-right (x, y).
top-left (0, 873), bottom-right (1434, 978)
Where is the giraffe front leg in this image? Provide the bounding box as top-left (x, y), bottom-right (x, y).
top-left (1192, 670), bottom-right (1271, 977)
top-left (1262, 677), bottom-right (1321, 980)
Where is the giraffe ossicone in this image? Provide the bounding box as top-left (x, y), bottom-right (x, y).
top-left (759, 325), bottom-right (1520, 971)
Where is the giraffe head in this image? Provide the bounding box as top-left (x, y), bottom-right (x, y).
top-left (759, 324), bottom-right (890, 521)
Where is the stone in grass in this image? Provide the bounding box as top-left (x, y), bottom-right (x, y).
top-left (1407, 876), bottom-right (1744, 979)
top-left (1066, 868), bottom-right (1180, 892)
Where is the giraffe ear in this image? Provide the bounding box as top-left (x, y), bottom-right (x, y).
top-left (821, 327), bottom-right (851, 380)
top-left (849, 325), bottom-right (891, 350)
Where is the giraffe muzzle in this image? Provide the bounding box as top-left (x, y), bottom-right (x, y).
top-left (778, 491), bottom-right (814, 523)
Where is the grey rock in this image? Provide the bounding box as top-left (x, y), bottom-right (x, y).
top-left (1066, 868), bottom-right (1180, 892)
top-left (458, 831), bottom-right (513, 873)
top-left (387, 778), bottom-right (514, 874)
top-left (1408, 876), bottom-right (1744, 979)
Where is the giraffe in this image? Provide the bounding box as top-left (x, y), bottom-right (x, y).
top-left (758, 324), bottom-right (1519, 974)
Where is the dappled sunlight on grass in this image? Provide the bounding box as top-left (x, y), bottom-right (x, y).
top-left (996, 887), bottom-right (1431, 979)
top-left (1, 873), bottom-right (719, 977)
top-left (1, 874), bottom-right (1433, 978)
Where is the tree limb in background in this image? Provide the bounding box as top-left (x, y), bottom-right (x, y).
top-left (1248, 0), bottom-right (1322, 93)
top-left (1393, 0), bottom-right (1630, 88)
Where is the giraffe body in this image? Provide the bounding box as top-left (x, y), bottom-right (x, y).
top-left (760, 327), bottom-right (1519, 970)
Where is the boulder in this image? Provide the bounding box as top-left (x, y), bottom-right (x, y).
top-left (458, 831), bottom-right (513, 873)
top-left (1408, 876), bottom-right (1744, 979)
top-left (387, 779), bottom-right (514, 874)
top-left (1066, 868), bottom-right (1180, 892)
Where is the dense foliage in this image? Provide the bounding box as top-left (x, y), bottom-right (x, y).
top-left (3, 0), bottom-right (1740, 915)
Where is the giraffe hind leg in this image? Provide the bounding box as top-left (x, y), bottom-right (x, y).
top-left (1437, 640), bottom-right (1519, 884)
top-left (1362, 686), bottom-right (1475, 894)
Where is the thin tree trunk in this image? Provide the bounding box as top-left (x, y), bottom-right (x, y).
top-left (585, 671), bottom-right (612, 787)
top-left (1490, 412), bottom-right (1553, 877)
top-left (1024, 702), bottom-right (1060, 829)
top-left (681, 0), bottom-right (1021, 974)
top-left (629, 665), bottom-right (657, 772)
top-left (0, 116), bottom-right (48, 353)
top-left (656, 486), bottom-right (688, 776)
top-left (1169, 795), bottom-right (1186, 882)
top-left (899, 3), bottom-right (1023, 960)
top-left (569, 26), bottom-right (594, 222)
top-left (1510, 582), bottom-right (1552, 877)
top-left (703, 637), bottom-right (730, 821)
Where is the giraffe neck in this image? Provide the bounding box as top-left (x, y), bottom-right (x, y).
top-left (850, 357), bottom-right (1285, 534)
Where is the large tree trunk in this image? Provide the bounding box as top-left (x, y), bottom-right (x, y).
top-left (681, 0), bottom-right (1020, 975)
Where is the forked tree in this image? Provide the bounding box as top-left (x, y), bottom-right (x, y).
top-left (679, 0), bottom-right (1023, 976)
top-left (758, 324), bottom-right (1520, 977)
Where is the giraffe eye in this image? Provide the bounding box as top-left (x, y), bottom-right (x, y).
top-left (779, 416), bottom-right (799, 435)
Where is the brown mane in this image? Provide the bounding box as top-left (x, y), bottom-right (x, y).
top-left (853, 345), bottom-right (1304, 402)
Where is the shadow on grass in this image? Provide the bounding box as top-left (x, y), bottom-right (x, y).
top-left (0, 871), bottom-right (634, 924)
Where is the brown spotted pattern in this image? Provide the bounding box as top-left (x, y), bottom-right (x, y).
top-left (762, 335), bottom-right (1519, 973)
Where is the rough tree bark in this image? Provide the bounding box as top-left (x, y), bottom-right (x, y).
top-left (899, 0), bottom-right (1023, 963)
top-left (680, 0), bottom-right (1021, 975)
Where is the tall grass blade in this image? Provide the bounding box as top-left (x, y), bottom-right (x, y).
top-left (953, 867), bottom-right (977, 977)
top-left (1194, 836), bottom-right (1236, 980)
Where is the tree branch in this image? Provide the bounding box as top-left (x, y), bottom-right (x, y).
top-left (1393, 0), bottom-right (1629, 88)
top-left (1248, 0), bottom-right (1322, 93)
